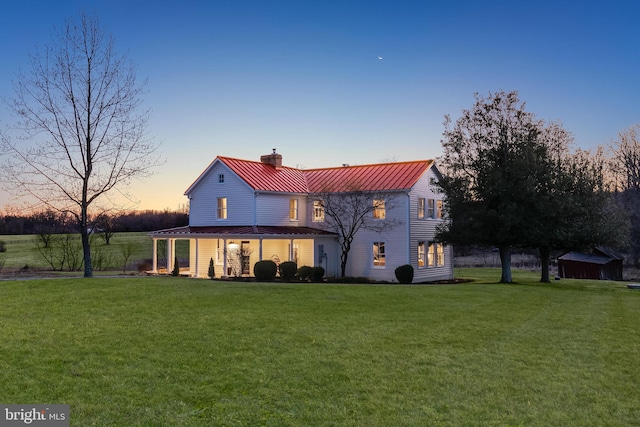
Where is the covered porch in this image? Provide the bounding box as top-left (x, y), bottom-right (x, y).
top-left (148, 225), bottom-right (339, 279)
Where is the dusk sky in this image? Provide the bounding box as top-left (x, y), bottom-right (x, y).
top-left (1, 1), bottom-right (639, 211)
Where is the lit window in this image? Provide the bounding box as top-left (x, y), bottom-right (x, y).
top-left (217, 197), bottom-right (227, 219)
top-left (373, 241), bottom-right (386, 267)
top-left (427, 199), bottom-right (435, 218)
top-left (313, 200), bottom-right (325, 222)
top-left (428, 242), bottom-right (445, 267)
top-left (418, 198), bottom-right (425, 219)
top-left (418, 241), bottom-right (425, 268)
top-left (436, 200), bottom-right (443, 219)
top-left (437, 243), bottom-right (445, 266)
top-left (428, 242), bottom-right (435, 267)
top-left (289, 199), bottom-right (298, 221)
top-left (373, 199), bottom-right (386, 219)
top-left (218, 174), bottom-right (224, 183)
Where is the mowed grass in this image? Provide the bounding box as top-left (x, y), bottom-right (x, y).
top-left (0, 233), bottom-right (185, 271)
top-left (1, 270), bottom-right (639, 426)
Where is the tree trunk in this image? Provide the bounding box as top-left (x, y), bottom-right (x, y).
top-left (340, 250), bottom-right (348, 277)
top-left (339, 239), bottom-right (352, 277)
top-left (539, 246), bottom-right (551, 283)
top-left (499, 245), bottom-right (512, 283)
top-left (81, 206), bottom-right (93, 278)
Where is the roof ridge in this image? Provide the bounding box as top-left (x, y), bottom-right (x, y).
top-left (302, 159), bottom-right (433, 171)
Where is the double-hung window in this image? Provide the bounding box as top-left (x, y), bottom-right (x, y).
top-left (217, 197), bottom-right (227, 220)
top-left (373, 241), bottom-right (386, 267)
top-left (373, 199), bottom-right (386, 219)
top-left (418, 198), bottom-right (425, 219)
top-left (427, 241), bottom-right (445, 267)
top-left (417, 241), bottom-right (426, 267)
top-left (427, 199), bottom-right (435, 218)
top-left (289, 199), bottom-right (298, 221)
top-left (313, 200), bottom-right (325, 222)
top-left (436, 200), bottom-right (443, 219)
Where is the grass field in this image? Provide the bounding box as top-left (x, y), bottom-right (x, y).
top-left (0, 233), bottom-right (187, 272)
top-left (1, 269), bottom-right (639, 426)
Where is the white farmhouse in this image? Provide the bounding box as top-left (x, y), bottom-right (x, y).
top-left (149, 150), bottom-right (453, 283)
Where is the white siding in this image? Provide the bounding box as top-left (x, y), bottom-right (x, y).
top-left (255, 193), bottom-right (308, 226)
top-left (408, 167), bottom-right (453, 282)
top-left (188, 162), bottom-right (255, 226)
top-left (344, 192), bottom-right (410, 282)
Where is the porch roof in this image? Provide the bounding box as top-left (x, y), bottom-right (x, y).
top-left (149, 225), bottom-right (338, 238)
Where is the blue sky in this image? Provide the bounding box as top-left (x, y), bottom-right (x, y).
top-left (1, 0), bottom-right (639, 210)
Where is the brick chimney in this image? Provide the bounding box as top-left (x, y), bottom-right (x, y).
top-left (260, 148), bottom-right (282, 169)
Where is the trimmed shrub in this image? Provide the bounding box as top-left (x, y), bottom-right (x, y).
top-left (297, 265), bottom-right (313, 281)
top-left (394, 264), bottom-right (414, 284)
top-left (279, 261), bottom-right (297, 281)
top-left (312, 266), bottom-right (325, 282)
top-left (137, 262), bottom-right (152, 273)
top-left (208, 257), bottom-right (215, 279)
top-left (254, 260), bottom-right (277, 281)
top-left (171, 256), bottom-right (180, 276)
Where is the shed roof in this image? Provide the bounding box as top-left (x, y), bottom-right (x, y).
top-left (557, 252), bottom-right (613, 265)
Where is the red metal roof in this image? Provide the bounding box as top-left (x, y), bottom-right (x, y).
top-left (219, 157), bottom-right (308, 193)
top-left (187, 156), bottom-right (434, 194)
top-left (303, 160), bottom-right (434, 193)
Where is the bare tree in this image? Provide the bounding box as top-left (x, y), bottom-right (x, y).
top-left (312, 181), bottom-right (402, 277)
top-left (1, 13), bottom-right (160, 277)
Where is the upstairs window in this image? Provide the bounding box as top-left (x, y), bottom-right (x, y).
top-left (289, 199), bottom-right (298, 221)
top-left (218, 174), bottom-right (225, 183)
top-left (313, 200), bottom-right (325, 222)
top-left (373, 199), bottom-right (386, 219)
top-left (217, 197), bottom-right (227, 220)
top-left (373, 241), bottom-right (386, 267)
top-left (427, 199), bottom-right (443, 219)
top-left (418, 198), bottom-right (425, 219)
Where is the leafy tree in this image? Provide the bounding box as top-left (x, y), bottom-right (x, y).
top-left (529, 138), bottom-right (628, 282)
top-left (0, 13), bottom-right (160, 277)
top-left (437, 91), bottom-right (545, 283)
top-left (438, 91), bottom-right (628, 283)
top-left (312, 182), bottom-right (402, 277)
top-left (609, 125), bottom-right (640, 266)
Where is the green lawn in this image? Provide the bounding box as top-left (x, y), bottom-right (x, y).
top-left (0, 232), bottom-right (186, 271)
top-left (1, 271), bottom-right (639, 426)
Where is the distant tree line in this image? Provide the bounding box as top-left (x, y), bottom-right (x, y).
top-left (0, 209), bottom-right (188, 236)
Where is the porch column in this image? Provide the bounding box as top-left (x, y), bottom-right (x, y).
top-left (223, 238), bottom-right (228, 277)
top-left (167, 238), bottom-right (173, 273)
top-left (152, 238), bottom-right (158, 273)
top-left (289, 239), bottom-right (294, 261)
top-left (259, 237), bottom-right (263, 260)
top-left (194, 238), bottom-right (199, 278)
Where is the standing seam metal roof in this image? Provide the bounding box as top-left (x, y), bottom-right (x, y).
top-left (198, 156), bottom-right (434, 194)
